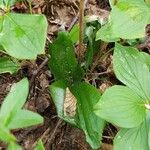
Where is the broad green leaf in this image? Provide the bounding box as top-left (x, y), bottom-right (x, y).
top-left (49, 81), bottom-right (76, 125)
top-left (113, 43), bottom-right (150, 101)
top-left (96, 23), bottom-right (119, 42)
top-left (0, 13), bottom-right (47, 59)
top-left (138, 52), bottom-right (150, 70)
top-left (69, 24), bottom-right (79, 43)
top-left (114, 112), bottom-right (150, 150)
top-left (48, 32), bottom-right (83, 86)
top-left (7, 110), bottom-right (43, 129)
top-left (111, 0), bottom-right (150, 39)
top-left (94, 85), bottom-right (146, 128)
top-left (0, 78), bottom-right (29, 126)
top-left (35, 140), bottom-right (45, 150)
top-left (0, 124), bottom-right (15, 143)
top-left (71, 82), bottom-right (105, 149)
top-left (8, 142), bottom-right (22, 150)
top-left (0, 57), bottom-right (20, 74)
top-left (50, 81), bottom-right (105, 149)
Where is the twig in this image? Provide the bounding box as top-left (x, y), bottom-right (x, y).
top-left (67, 0), bottom-right (88, 32)
top-left (48, 119), bottom-right (63, 144)
top-left (78, 0), bottom-right (85, 62)
top-left (30, 57), bottom-right (49, 89)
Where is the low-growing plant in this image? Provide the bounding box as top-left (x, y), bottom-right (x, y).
top-left (0, 78), bottom-right (44, 149)
top-left (48, 0), bottom-right (150, 149)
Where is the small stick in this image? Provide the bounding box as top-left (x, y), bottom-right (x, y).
top-left (78, 0), bottom-right (85, 62)
top-left (67, 0), bottom-right (88, 32)
top-left (30, 57), bottom-right (49, 89)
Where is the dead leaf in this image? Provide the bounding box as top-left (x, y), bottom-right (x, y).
top-left (64, 88), bottom-right (77, 117)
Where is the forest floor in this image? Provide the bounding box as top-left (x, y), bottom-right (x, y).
top-left (0, 0), bottom-right (115, 149)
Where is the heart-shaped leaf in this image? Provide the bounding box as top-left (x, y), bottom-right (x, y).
top-left (94, 85), bottom-right (146, 128)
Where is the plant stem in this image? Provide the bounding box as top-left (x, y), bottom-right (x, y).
top-left (28, 1), bottom-right (32, 14)
top-left (79, 0), bottom-right (85, 62)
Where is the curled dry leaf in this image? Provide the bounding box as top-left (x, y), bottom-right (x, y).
top-left (64, 88), bottom-right (77, 117)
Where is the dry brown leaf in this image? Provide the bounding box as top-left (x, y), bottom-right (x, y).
top-left (64, 88), bottom-right (77, 117)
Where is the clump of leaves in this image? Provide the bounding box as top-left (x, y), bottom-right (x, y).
top-left (0, 78), bottom-right (43, 149)
top-left (95, 43), bottom-right (150, 149)
top-left (49, 32), bottom-right (106, 149)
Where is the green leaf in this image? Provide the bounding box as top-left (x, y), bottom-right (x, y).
top-left (0, 124), bottom-right (15, 143)
top-left (0, 78), bottom-right (29, 126)
top-left (85, 26), bottom-right (94, 68)
top-left (48, 32), bottom-right (83, 86)
top-left (113, 43), bottom-right (150, 101)
top-left (49, 81), bottom-right (76, 125)
top-left (94, 85), bottom-right (146, 128)
top-left (7, 142), bottom-right (22, 150)
top-left (50, 81), bottom-right (105, 149)
top-left (0, 0), bottom-right (18, 9)
top-left (114, 112), bottom-right (150, 150)
top-left (7, 110), bottom-right (43, 129)
top-left (69, 24), bottom-right (79, 43)
top-left (0, 13), bottom-right (47, 59)
top-left (138, 52), bottom-right (150, 70)
top-left (71, 82), bottom-right (105, 149)
top-left (110, 0), bottom-right (150, 39)
top-left (0, 57), bottom-right (20, 74)
top-left (35, 140), bottom-right (45, 150)
top-left (96, 23), bottom-right (119, 42)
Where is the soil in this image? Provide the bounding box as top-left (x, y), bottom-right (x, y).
top-left (0, 0), bottom-right (116, 149)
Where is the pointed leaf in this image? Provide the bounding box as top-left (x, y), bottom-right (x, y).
top-left (95, 85), bottom-right (146, 128)
top-left (113, 43), bottom-right (150, 100)
top-left (71, 82), bottom-right (106, 149)
top-left (69, 24), bottom-right (79, 43)
top-left (48, 32), bottom-right (83, 86)
top-left (0, 13), bottom-right (47, 59)
top-left (7, 110), bottom-right (43, 129)
top-left (0, 78), bottom-right (29, 126)
top-left (0, 57), bottom-right (20, 74)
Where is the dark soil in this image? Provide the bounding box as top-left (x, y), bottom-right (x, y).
top-left (0, 0), bottom-right (115, 149)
